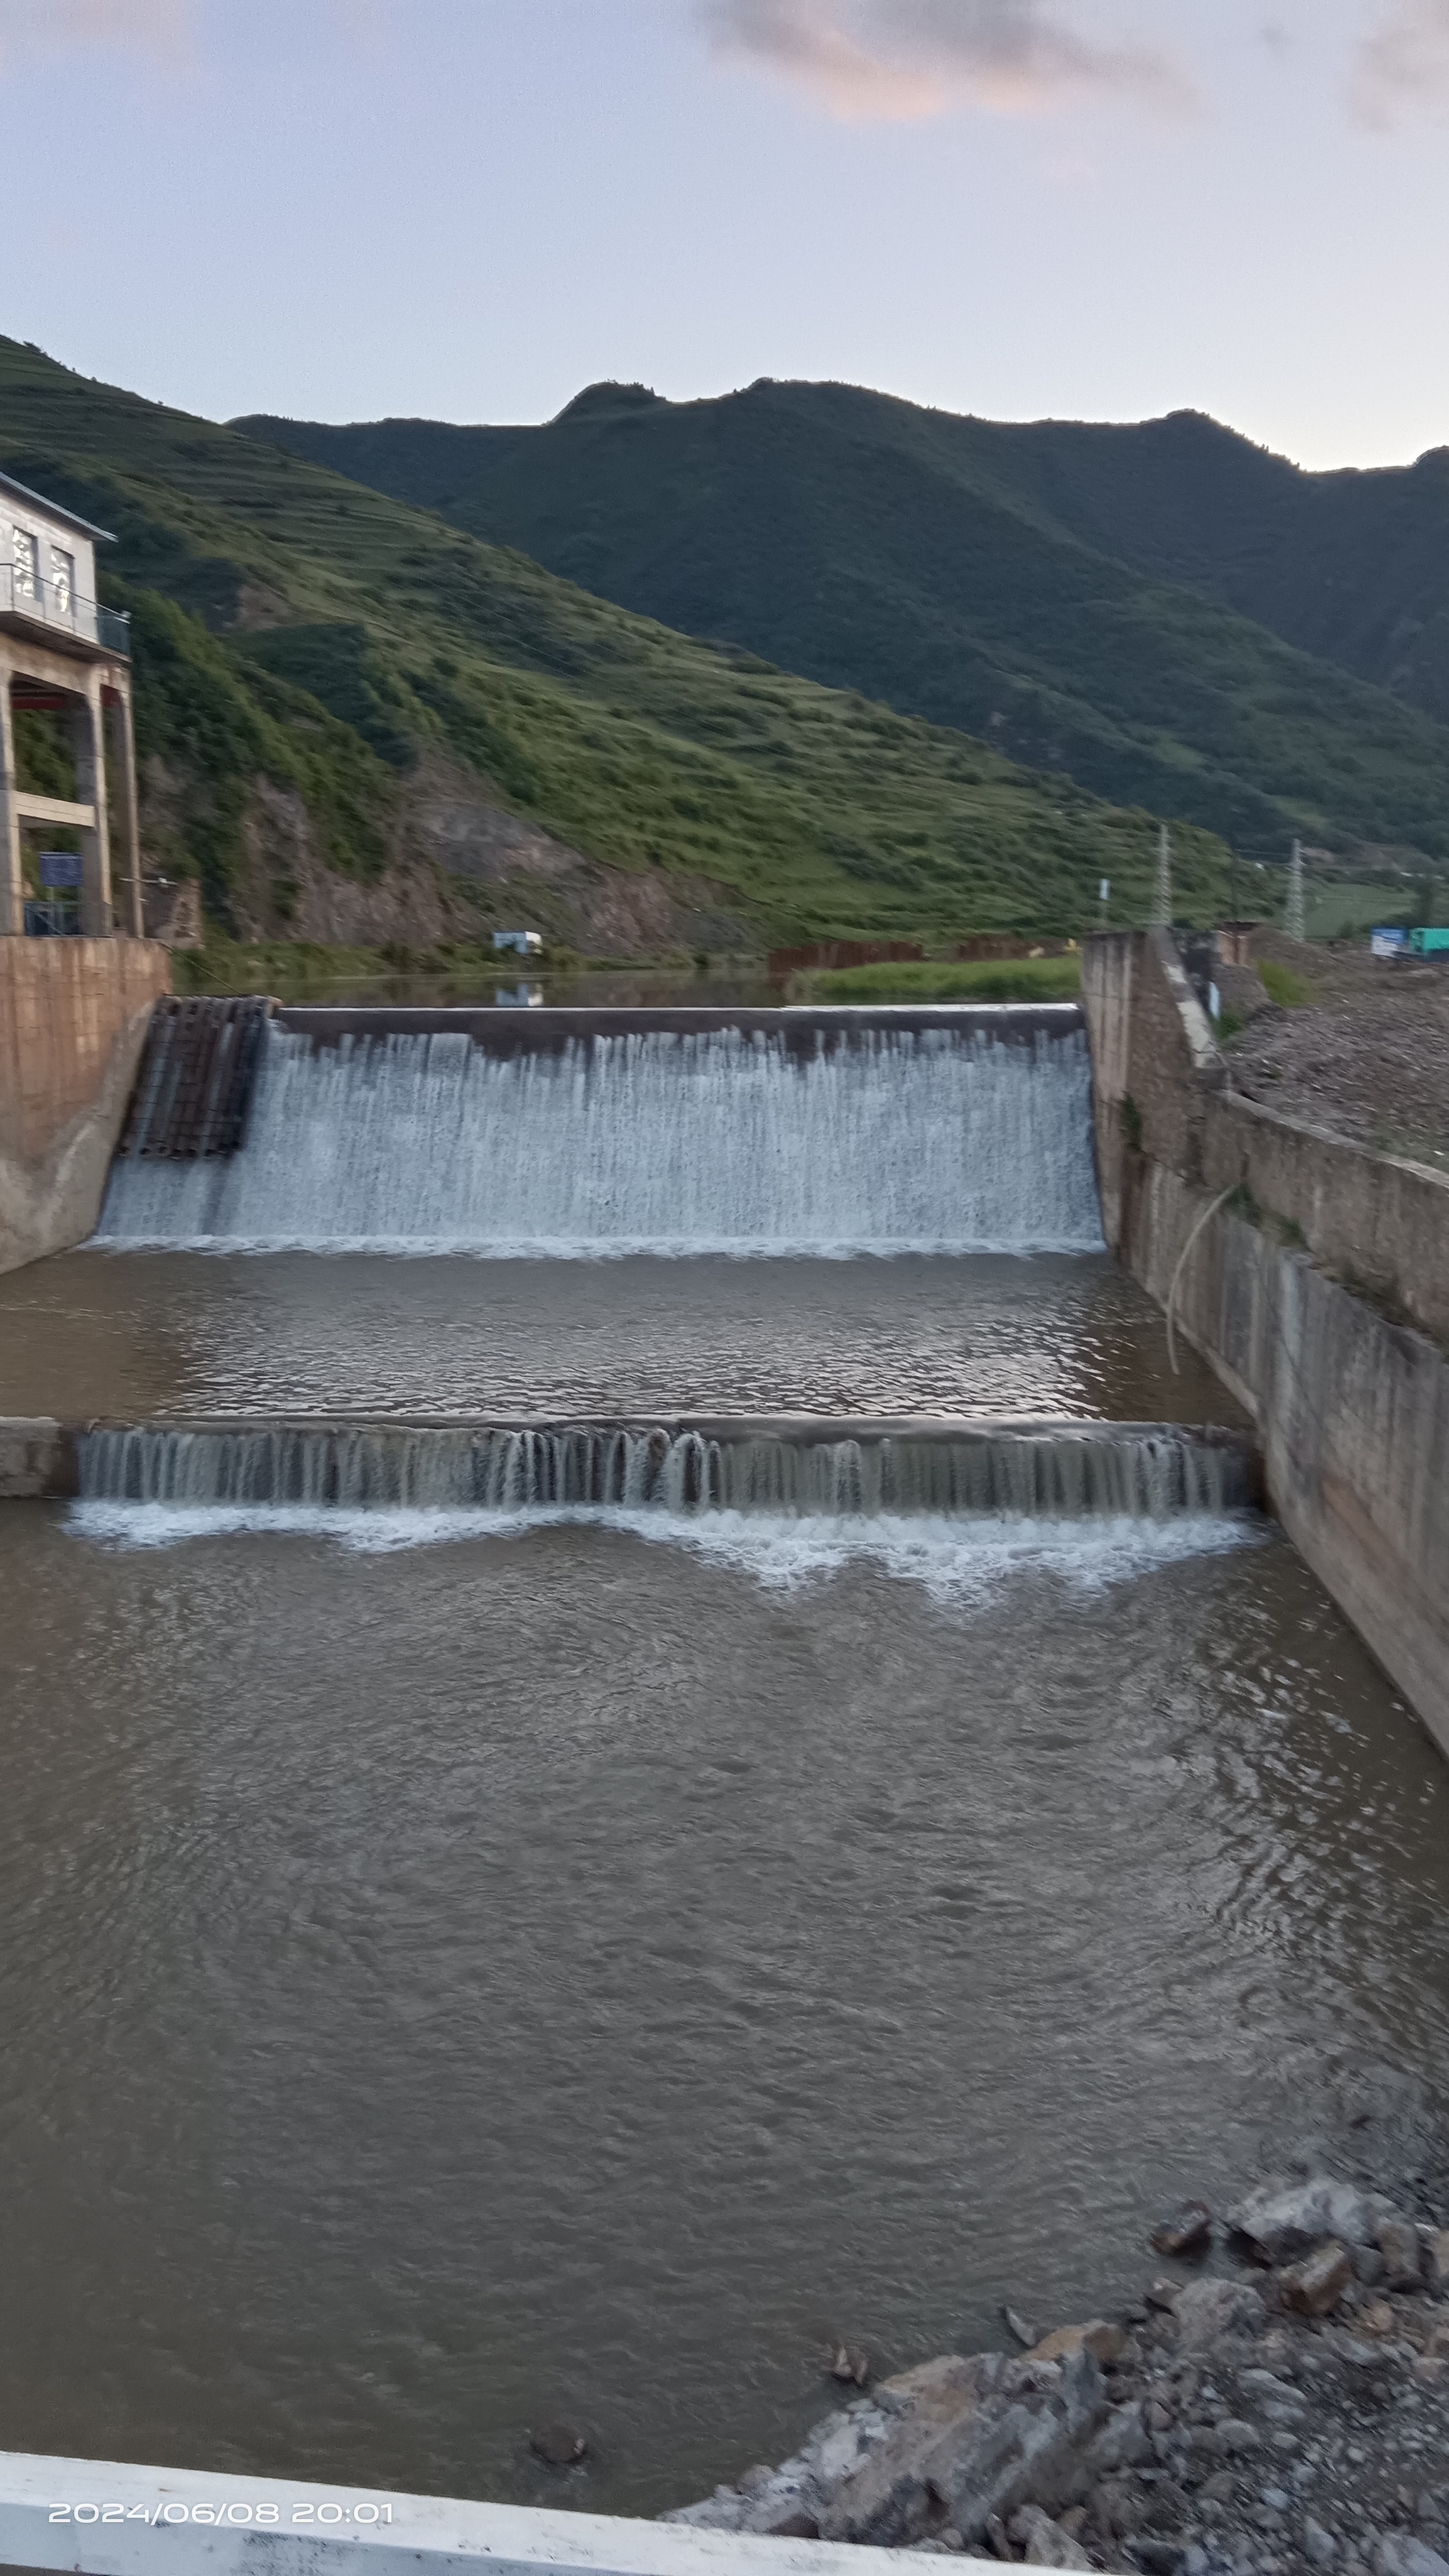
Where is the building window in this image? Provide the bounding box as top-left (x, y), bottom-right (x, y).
top-left (50, 546), bottom-right (74, 619)
top-left (12, 526), bottom-right (38, 600)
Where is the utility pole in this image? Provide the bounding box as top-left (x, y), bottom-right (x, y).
top-left (1286, 838), bottom-right (1305, 945)
top-left (1099, 875), bottom-right (1110, 929)
top-left (1151, 824), bottom-right (1172, 930)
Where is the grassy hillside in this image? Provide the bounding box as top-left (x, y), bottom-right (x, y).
top-left (236, 380), bottom-right (1449, 863)
top-left (0, 338), bottom-right (1232, 942)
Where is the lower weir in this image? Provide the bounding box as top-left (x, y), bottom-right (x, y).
top-left (71, 1416), bottom-right (1258, 1517)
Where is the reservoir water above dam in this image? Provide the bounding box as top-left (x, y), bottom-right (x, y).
top-left (2, 1005), bottom-right (1445, 2523)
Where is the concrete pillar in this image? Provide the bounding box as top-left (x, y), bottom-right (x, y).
top-left (108, 680), bottom-right (143, 939)
top-left (0, 651), bottom-right (21, 937)
top-left (71, 672), bottom-right (113, 937)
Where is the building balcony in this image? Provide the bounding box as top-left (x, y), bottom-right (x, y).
top-left (0, 562), bottom-right (131, 659)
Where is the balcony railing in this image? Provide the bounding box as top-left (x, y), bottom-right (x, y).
top-left (0, 562), bottom-right (131, 656)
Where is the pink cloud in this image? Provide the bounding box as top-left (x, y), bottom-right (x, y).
top-left (0, 0), bottom-right (194, 57)
top-left (701, 0), bottom-right (1195, 120)
top-left (1351, 0), bottom-right (1449, 123)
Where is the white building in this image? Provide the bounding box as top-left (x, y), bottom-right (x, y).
top-left (0, 469), bottom-right (141, 936)
top-left (493, 929), bottom-right (544, 956)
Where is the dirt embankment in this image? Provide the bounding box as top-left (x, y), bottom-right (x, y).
top-left (1223, 934), bottom-right (1449, 1177)
top-left (141, 749), bottom-right (754, 960)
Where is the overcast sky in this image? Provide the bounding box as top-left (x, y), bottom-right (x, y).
top-left (4, 0), bottom-right (1448, 468)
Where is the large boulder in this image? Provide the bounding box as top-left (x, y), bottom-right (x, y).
top-left (666, 2345), bottom-right (1128, 2548)
top-left (1227, 2179), bottom-right (1399, 2265)
top-left (807, 2354), bottom-right (1013, 2546)
top-left (662, 2401), bottom-right (897, 2536)
top-left (1012, 2504), bottom-right (1095, 2568)
top-left (1277, 2242), bottom-right (1354, 2317)
top-left (1170, 2277), bottom-right (1267, 2349)
top-left (1373, 2541), bottom-right (1449, 2576)
top-left (1029, 2322), bottom-right (1128, 2367)
top-left (820, 2348), bottom-right (1112, 2548)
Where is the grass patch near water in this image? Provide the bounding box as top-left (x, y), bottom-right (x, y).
top-left (792, 955), bottom-right (1082, 1003)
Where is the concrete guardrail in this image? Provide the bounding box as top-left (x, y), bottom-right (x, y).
top-left (0, 2452), bottom-right (994, 2576)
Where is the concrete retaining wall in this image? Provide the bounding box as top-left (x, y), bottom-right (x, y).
top-left (0, 938), bottom-right (171, 1275)
top-left (1203, 1095), bottom-right (1449, 1347)
top-left (0, 1417), bottom-right (74, 1498)
top-left (1082, 931), bottom-right (1449, 1761)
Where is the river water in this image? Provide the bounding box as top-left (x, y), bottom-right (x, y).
top-left (0, 1250), bottom-right (1234, 1423)
top-left (0, 1500), bottom-right (1444, 2518)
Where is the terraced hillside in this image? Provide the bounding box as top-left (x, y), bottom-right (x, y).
top-left (0, 339), bottom-right (1229, 949)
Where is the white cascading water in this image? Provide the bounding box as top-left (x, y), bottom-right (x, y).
top-left (79, 1424), bottom-right (1251, 1518)
top-left (72, 1421), bottom-right (1259, 1591)
top-left (94, 1024), bottom-right (1105, 1255)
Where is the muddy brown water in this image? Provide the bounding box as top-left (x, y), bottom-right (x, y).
top-left (0, 1251), bottom-right (1237, 1425)
top-left (0, 1506), bottom-right (1444, 2518)
top-left (0, 1250), bottom-right (1443, 2520)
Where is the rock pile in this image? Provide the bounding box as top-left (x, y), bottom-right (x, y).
top-left (664, 2176), bottom-right (1449, 2573)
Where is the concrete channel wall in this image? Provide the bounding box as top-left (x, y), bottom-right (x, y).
top-left (0, 939), bottom-right (171, 1276)
top-left (1082, 931), bottom-right (1449, 1762)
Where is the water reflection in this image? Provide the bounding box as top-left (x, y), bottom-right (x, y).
top-left (0, 1251), bottom-right (1243, 1425)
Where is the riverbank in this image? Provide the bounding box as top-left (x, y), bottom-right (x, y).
top-left (666, 2172), bottom-right (1449, 2574)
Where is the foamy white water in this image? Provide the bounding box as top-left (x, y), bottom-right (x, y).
top-left (68, 1501), bottom-right (1258, 1601)
top-left (94, 1024), bottom-right (1105, 1255)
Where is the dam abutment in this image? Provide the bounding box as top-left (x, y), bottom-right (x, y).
top-left (0, 937), bottom-right (172, 1276)
top-left (1082, 929), bottom-right (1449, 1759)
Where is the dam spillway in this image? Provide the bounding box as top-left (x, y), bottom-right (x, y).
top-left (94, 1006), bottom-right (1105, 1256)
top-left (75, 1416), bottom-right (1258, 1518)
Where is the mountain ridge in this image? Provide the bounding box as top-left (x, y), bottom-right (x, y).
top-left (233, 378), bottom-right (1449, 864)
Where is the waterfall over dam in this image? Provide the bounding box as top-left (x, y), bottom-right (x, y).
top-left (94, 1008), bottom-right (1105, 1256)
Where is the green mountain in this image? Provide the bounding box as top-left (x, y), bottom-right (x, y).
top-left (234, 378), bottom-right (1449, 866)
top-left (0, 337), bottom-right (1234, 947)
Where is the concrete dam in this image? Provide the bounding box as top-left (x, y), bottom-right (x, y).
top-left (1, 965), bottom-right (1447, 2526)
